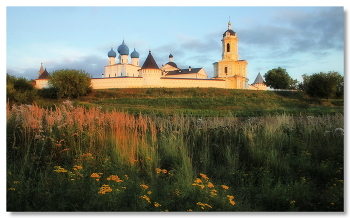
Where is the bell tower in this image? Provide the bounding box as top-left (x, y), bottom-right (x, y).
top-left (213, 20), bottom-right (248, 89)
top-left (222, 20), bottom-right (238, 61)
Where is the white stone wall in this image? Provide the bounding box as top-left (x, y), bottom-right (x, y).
top-left (91, 77), bottom-right (143, 89)
top-left (161, 78), bottom-right (226, 89)
top-left (35, 76), bottom-right (248, 90)
top-left (35, 79), bottom-right (49, 89)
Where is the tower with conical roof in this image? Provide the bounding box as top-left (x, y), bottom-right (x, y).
top-left (35, 63), bottom-right (50, 88)
top-left (140, 51), bottom-right (162, 87)
top-left (251, 72), bottom-right (267, 90)
top-left (213, 20), bottom-right (248, 89)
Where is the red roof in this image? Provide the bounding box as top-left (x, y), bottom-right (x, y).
top-left (141, 51), bottom-right (159, 69)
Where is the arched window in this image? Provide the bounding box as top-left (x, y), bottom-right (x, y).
top-left (227, 43), bottom-right (230, 52)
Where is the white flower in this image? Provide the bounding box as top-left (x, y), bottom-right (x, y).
top-left (334, 128), bottom-right (344, 136)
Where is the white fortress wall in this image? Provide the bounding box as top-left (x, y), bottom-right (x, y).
top-left (160, 78), bottom-right (226, 89)
top-left (91, 77), bottom-right (143, 89)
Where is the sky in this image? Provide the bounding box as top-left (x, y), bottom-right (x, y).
top-left (5, 4), bottom-right (345, 84)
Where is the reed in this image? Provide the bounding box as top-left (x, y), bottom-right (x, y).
top-left (6, 102), bottom-right (343, 211)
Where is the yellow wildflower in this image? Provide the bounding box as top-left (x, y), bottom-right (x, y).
top-left (146, 157), bottom-right (152, 161)
top-left (162, 169), bottom-right (167, 174)
top-left (229, 200), bottom-right (236, 205)
top-left (73, 165), bottom-right (83, 170)
top-left (124, 175), bottom-right (129, 180)
top-left (198, 185), bottom-right (205, 189)
top-left (54, 166), bottom-right (68, 173)
top-left (90, 173), bottom-right (101, 178)
top-left (200, 173), bottom-right (209, 180)
top-left (98, 184), bottom-right (113, 194)
top-left (194, 178), bottom-right (202, 183)
top-left (13, 181), bottom-right (20, 184)
top-left (8, 188), bottom-right (16, 191)
top-left (156, 168), bottom-right (162, 174)
top-left (221, 185), bottom-right (229, 189)
top-left (107, 175), bottom-right (123, 183)
top-left (227, 195), bottom-right (235, 205)
top-left (208, 182), bottom-right (214, 188)
top-left (187, 209), bottom-right (193, 212)
top-left (210, 189), bottom-right (218, 196)
top-left (140, 184), bottom-right (149, 189)
top-left (140, 195), bottom-right (151, 203)
top-left (154, 202), bottom-right (161, 207)
top-left (196, 202), bottom-right (212, 209)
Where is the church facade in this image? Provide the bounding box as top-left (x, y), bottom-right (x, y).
top-left (35, 21), bottom-right (266, 90)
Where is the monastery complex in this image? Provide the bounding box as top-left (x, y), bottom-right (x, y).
top-left (35, 21), bottom-right (267, 90)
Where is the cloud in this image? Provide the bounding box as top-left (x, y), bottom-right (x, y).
top-left (239, 7), bottom-right (343, 62)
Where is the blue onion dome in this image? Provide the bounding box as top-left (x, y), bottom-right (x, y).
top-left (130, 48), bottom-right (139, 58)
top-left (117, 40), bottom-right (129, 55)
top-left (108, 47), bottom-right (117, 57)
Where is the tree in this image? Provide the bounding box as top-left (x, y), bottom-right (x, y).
top-left (6, 74), bottom-right (37, 104)
top-left (263, 67), bottom-right (294, 89)
top-left (302, 71), bottom-right (343, 100)
top-left (48, 69), bottom-right (92, 98)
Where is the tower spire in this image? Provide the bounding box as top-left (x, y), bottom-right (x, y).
top-left (38, 62), bottom-right (44, 76)
top-left (228, 17), bottom-right (232, 30)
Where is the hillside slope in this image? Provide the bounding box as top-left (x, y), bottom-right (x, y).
top-left (65, 88), bottom-right (343, 117)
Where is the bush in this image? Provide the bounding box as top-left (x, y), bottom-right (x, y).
top-left (48, 69), bottom-right (92, 98)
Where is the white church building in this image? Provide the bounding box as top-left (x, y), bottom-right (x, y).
top-left (35, 21), bottom-right (267, 90)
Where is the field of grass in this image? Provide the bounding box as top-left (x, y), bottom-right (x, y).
top-left (32, 88), bottom-right (343, 117)
top-left (6, 101), bottom-right (344, 211)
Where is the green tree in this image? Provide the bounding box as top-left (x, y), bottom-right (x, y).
top-left (264, 67), bottom-right (294, 89)
top-left (48, 69), bottom-right (92, 98)
top-left (302, 71), bottom-right (343, 100)
top-left (6, 74), bottom-right (37, 104)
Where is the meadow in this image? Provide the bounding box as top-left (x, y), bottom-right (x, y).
top-left (36, 88), bottom-right (344, 117)
top-left (6, 101), bottom-right (344, 211)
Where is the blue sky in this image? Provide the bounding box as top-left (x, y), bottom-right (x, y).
top-left (5, 4), bottom-right (345, 84)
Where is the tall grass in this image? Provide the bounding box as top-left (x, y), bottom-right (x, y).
top-left (7, 102), bottom-right (343, 211)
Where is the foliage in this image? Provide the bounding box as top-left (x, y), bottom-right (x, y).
top-left (264, 67), bottom-right (295, 89)
top-left (6, 74), bottom-right (37, 104)
top-left (48, 69), bottom-right (92, 98)
top-left (301, 71), bottom-right (344, 100)
top-left (37, 87), bottom-right (59, 99)
top-left (7, 103), bottom-right (344, 211)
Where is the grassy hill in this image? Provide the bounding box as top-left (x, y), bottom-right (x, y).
top-left (35, 88), bottom-right (343, 117)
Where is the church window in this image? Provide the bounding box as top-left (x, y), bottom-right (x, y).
top-left (227, 43), bottom-right (230, 52)
top-left (225, 67), bottom-right (228, 75)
